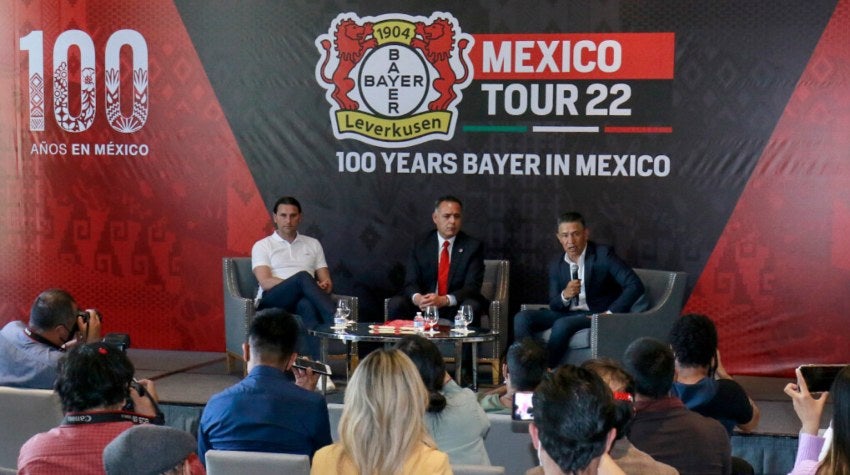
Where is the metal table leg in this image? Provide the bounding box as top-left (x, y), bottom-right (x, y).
top-left (320, 337), bottom-right (329, 395)
top-left (471, 342), bottom-right (478, 391)
top-left (454, 340), bottom-right (464, 385)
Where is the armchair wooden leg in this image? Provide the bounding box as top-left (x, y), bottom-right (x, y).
top-left (489, 360), bottom-right (500, 386)
top-left (226, 351), bottom-right (247, 377)
top-left (348, 354), bottom-right (359, 377)
top-left (225, 352), bottom-right (234, 374)
top-left (477, 357), bottom-right (500, 386)
top-left (345, 342), bottom-right (359, 380)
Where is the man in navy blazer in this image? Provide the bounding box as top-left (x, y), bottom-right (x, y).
top-left (514, 212), bottom-right (645, 367)
top-left (388, 196), bottom-right (487, 323)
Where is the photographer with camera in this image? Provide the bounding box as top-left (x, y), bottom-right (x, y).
top-left (17, 341), bottom-right (169, 474)
top-left (0, 288), bottom-right (103, 389)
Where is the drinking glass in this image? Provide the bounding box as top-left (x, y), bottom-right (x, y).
top-left (424, 306), bottom-right (439, 335)
top-left (336, 299), bottom-right (351, 326)
top-left (460, 304), bottom-right (474, 332)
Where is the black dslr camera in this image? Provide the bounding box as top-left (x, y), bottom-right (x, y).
top-left (103, 333), bottom-right (131, 352)
top-left (73, 309), bottom-right (131, 351)
top-left (69, 310), bottom-right (90, 336)
top-left (77, 310), bottom-right (90, 323)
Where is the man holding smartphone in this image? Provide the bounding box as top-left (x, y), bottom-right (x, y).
top-left (0, 288), bottom-right (102, 389)
top-left (198, 308), bottom-right (332, 464)
top-left (479, 338), bottom-right (547, 416)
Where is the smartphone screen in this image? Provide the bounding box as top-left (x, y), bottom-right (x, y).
top-left (293, 357), bottom-right (332, 376)
top-left (512, 391), bottom-right (534, 421)
top-left (800, 364), bottom-right (847, 393)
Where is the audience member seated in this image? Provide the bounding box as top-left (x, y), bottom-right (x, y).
top-left (526, 365), bottom-right (625, 475)
top-left (582, 358), bottom-right (679, 475)
top-left (198, 308), bottom-right (331, 464)
top-left (0, 288), bottom-right (102, 389)
top-left (479, 338), bottom-right (548, 415)
top-left (784, 365), bottom-right (850, 475)
top-left (311, 348), bottom-right (451, 475)
top-left (670, 314), bottom-right (758, 475)
top-left (17, 342), bottom-right (162, 474)
top-left (669, 314), bottom-right (760, 434)
top-left (623, 337), bottom-right (731, 475)
top-left (395, 335), bottom-right (491, 465)
top-left (103, 424), bottom-right (205, 475)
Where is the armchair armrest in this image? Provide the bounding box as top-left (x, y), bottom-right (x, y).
top-left (223, 258), bottom-right (257, 358)
top-left (590, 269), bottom-right (687, 361)
top-left (590, 311), bottom-right (673, 361)
top-left (520, 304), bottom-right (548, 312)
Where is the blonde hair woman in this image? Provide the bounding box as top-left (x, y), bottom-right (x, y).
top-left (311, 348), bottom-right (451, 475)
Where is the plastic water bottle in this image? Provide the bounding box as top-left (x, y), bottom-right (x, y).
top-left (454, 311), bottom-right (465, 331)
top-left (334, 310), bottom-right (347, 329)
top-left (413, 311), bottom-right (425, 332)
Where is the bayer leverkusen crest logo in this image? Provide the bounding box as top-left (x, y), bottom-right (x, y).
top-left (316, 12), bottom-right (473, 148)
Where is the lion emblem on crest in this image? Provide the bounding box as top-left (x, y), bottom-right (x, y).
top-left (411, 18), bottom-right (470, 111)
top-left (319, 18), bottom-right (377, 110)
top-left (315, 12), bottom-right (473, 148)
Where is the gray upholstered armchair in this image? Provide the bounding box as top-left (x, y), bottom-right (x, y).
top-left (205, 450), bottom-right (310, 475)
top-left (522, 268), bottom-right (687, 366)
top-left (0, 386), bottom-right (63, 470)
top-left (222, 257), bottom-right (359, 375)
top-left (384, 259), bottom-right (510, 384)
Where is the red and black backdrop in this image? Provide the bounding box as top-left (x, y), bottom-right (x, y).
top-left (1, 0), bottom-right (848, 376)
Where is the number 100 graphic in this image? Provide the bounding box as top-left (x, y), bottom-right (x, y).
top-left (20, 29), bottom-right (149, 133)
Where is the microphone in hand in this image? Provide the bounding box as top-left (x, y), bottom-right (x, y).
top-left (569, 264), bottom-right (579, 306)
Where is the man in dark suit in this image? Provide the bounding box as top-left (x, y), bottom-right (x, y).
top-left (388, 196), bottom-right (487, 323)
top-left (514, 212), bottom-right (645, 367)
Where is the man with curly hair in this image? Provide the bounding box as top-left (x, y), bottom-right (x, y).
top-left (669, 314), bottom-right (760, 474)
top-left (17, 342), bottom-right (172, 474)
top-left (669, 313), bottom-right (760, 434)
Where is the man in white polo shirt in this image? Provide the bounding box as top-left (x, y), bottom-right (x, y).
top-left (251, 196), bottom-right (335, 359)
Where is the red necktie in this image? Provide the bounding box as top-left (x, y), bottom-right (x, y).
top-left (438, 241), bottom-right (450, 295)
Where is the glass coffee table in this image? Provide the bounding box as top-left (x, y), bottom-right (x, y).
top-left (308, 322), bottom-right (498, 393)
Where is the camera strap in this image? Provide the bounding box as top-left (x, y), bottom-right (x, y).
top-left (23, 327), bottom-right (64, 351)
top-left (62, 410), bottom-right (164, 426)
